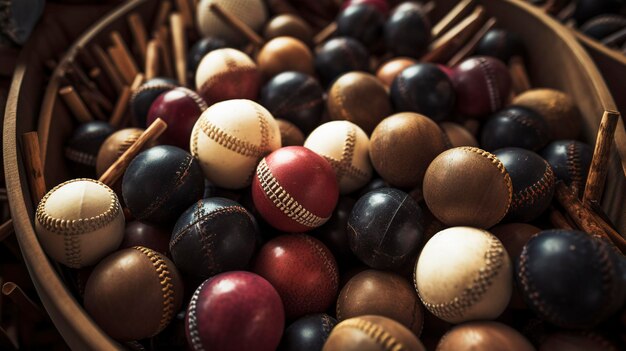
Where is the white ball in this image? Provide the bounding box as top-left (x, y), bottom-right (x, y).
top-left (35, 179), bottom-right (125, 268)
top-left (196, 0), bottom-right (268, 44)
top-left (304, 121), bottom-right (372, 194)
top-left (190, 99), bottom-right (281, 189)
top-left (414, 227), bottom-right (512, 323)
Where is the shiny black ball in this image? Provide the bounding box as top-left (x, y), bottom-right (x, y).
top-left (481, 106), bottom-right (550, 152)
top-left (384, 2), bottom-right (431, 58)
top-left (187, 36), bottom-right (229, 85)
top-left (337, 4), bottom-right (385, 49)
top-left (314, 37), bottom-right (369, 87)
top-left (475, 29), bottom-right (525, 64)
top-left (540, 140), bottom-right (593, 191)
top-left (278, 313), bottom-right (337, 351)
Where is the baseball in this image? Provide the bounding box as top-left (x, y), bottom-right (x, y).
top-left (196, 0), bottom-right (267, 45)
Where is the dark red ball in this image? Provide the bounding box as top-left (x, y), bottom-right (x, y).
top-left (119, 221), bottom-right (170, 256)
top-left (451, 56), bottom-right (512, 118)
top-left (147, 87), bottom-right (207, 150)
top-left (252, 146), bottom-right (339, 233)
top-left (185, 271), bottom-right (284, 351)
top-left (253, 234), bottom-right (339, 319)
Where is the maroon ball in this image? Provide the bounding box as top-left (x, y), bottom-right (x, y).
top-left (451, 56), bottom-right (512, 118)
top-left (253, 234), bottom-right (339, 319)
top-left (147, 87), bottom-right (207, 150)
top-left (119, 221), bottom-right (170, 256)
top-left (251, 146), bottom-right (339, 233)
top-left (185, 271), bottom-right (284, 351)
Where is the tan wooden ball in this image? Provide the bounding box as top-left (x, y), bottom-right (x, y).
top-left (257, 37), bottom-right (314, 80)
top-left (512, 88), bottom-right (581, 140)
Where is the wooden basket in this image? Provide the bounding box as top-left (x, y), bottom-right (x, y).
top-left (3, 0), bottom-right (626, 349)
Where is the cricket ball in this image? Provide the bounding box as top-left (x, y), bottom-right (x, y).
top-left (517, 230), bottom-right (626, 329)
top-left (323, 315), bottom-right (426, 351)
top-left (540, 140), bottom-right (593, 191)
top-left (65, 121), bottom-right (115, 178)
top-left (512, 88), bottom-right (581, 140)
top-left (187, 36), bottom-right (228, 83)
top-left (277, 119), bottom-right (305, 147)
top-left (146, 87), bottom-right (208, 150)
top-left (370, 112), bottom-right (448, 188)
top-left (423, 147), bottom-right (513, 229)
top-left (337, 269), bottom-right (425, 335)
top-left (450, 56), bottom-right (511, 118)
top-left (440, 122), bottom-right (479, 148)
top-left (264, 14), bottom-right (314, 46)
top-left (130, 77), bottom-right (178, 128)
top-left (475, 29), bottom-right (526, 64)
top-left (257, 37), bottom-right (314, 80)
top-left (84, 246), bottom-right (184, 341)
top-left (390, 63), bottom-right (456, 122)
top-left (279, 313), bottom-right (338, 351)
top-left (304, 120), bottom-right (373, 194)
top-left (185, 271), bottom-right (284, 351)
top-left (337, 3), bottom-right (385, 49)
top-left (190, 99), bottom-right (281, 189)
top-left (170, 197), bottom-right (258, 278)
top-left (415, 227), bottom-right (513, 323)
top-left (251, 146), bottom-right (339, 232)
top-left (314, 37), bottom-right (370, 86)
top-left (119, 221), bottom-right (170, 256)
top-left (436, 321), bottom-right (535, 351)
top-left (260, 71), bottom-right (324, 135)
top-left (327, 72), bottom-right (393, 134)
top-left (35, 179), bottom-right (125, 268)
top-left (196, 0), bottom-right (267, 45)
top-left (376, 57), bottom-right (418, 87)
top-left (253, 234), bottom-right (339, 319)
top-left (195, 48), bottom-right (260, 105)
top-left (385, 2), bottom-right (431, 58)
top-left (348, 188), bottom-right (424, 270)
top-left (122, 145), bottom-right (204, 225)
top-left (481, 106), bottom-right (550, 152)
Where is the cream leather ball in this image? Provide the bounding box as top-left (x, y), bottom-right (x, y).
top-left (414, 227), bottom-right (512, 323)
top-left (304, 121), bottom-right (372, 194)
top-left (35, 179), bottom-right (125, 268)
top-left (190, 99), bottom-right (281, 189)
top-left (196, 0), bottom-right (268, 45)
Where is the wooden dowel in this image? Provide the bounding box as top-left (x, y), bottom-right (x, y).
top-left (175, 0), bottom-right (194, 29)
top-left (509, 56), bottom-right (532, 94)
top-left (448, 17), bottom-right (496, 66)
top-left (128, 13), bottom-right (149, 62)
top-left (109, 86), bottom-right (132, 128)
top-left (131, 73), bottom-right (146, 91)
top-left (422, 6), bottom-right (485, 63)
top-left (549, 206), bottom-right (574, 230)
top-left (0, 220), bottom-right (13, 242)
top-left (21, 132), bottom-right (47, 204)
top-left (432, 0), bottom-right (474, 38)
top-left (92, 44), bottom-right (124, 92)
top-left (314, 22), bottom-right (337, 46)
top-left (59, 86), bottom-right (93, 123)
top-left (145, 40), bottom-right (160, 79)
top-left (99, 118), bottom-right (168, 187)
top-left (155, 26), bottom-right (175, 78)
top-left (153, 0), bottom-right (173, 33)
top-left (209, 2), bottom-right (264, 47)
top-left (171, 13), bottom-right (188, 86)
top-left (75, 87), bottom-right (107, 120)
top-left (583, 110), bottom-right (620, 205)
top-left (110, 31), bottom-right (140, 84)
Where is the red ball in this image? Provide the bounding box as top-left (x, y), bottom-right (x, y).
top-left (147, 87), bottom-right (207, 150)
top-left (253, 234), bottom-right (339, 319)
top-left (185, 271), bottom-right (284, 351)
top-left (252, 146), bottom-right (339, 232)
top-left (451, 56), bottom-right (512, 118)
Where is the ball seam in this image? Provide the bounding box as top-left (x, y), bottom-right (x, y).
top-left (334, 318), bottom-right (406, 351)
top-left (65, 147), bottom-right (97, 167)
top-left (187, 279), bottom-right (209, 351)
top-left (511, 160), bottom-right (555, 210)
top-left (197, 115), bottom-right (268, 158)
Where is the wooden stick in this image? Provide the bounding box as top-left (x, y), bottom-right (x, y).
top-left (175, 0), bottom-right (194, 29)
top-left (509, 56), bottom-right (532, 94)
top-left (422, 6), bottom-right (485, 63)
top-left (21, 132), bottom-right (47, 204)
top-left (99, 118), bottom-right (168, 187)
top-left (92, 44), bottom-right (124, 92)
top-left (0, 220), bottom-right (13, 242)
top-left (145, 39), bottom-right (160, 79)
top-left (432, 0), bottom-right (474, 39)
top-left (59, 86), bottom-right (93, 123)
top-left (153, 0), bottom-right (173, 33)
top-left (314, 22), bottom-right (337, 46)
top-left (109, 86), bottom-right (132, 128)
top-left (89, 67), bottom-right (115, 100)
top-left (75, 87), bottom-right (107, 120)
top-left (155, 26), bottom-right (175, 78)
top-left (448, 17), bottom-right (496, 66)
top-left (128, 13), bottom-right (149, 62)
top-left (110, 31), bottom-right (140, 84)
top-left (583, 110), bottom-right (620, 205)
top-left (549, 206), bottom-right (574, 230)
top-left (170, 13), bottom-right (188, 86)
top-left (209, 2), bottom-right (264, 47)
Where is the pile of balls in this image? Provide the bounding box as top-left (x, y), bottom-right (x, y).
top-left (38, 0), bottom-right (625, 350)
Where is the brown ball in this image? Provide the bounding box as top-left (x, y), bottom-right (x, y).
top-left (84, 246), bottom-right (184, 341)
top-left (512, 88), bottom-right (581, 140)
top-left (423, 147), bottom-right (513, 228)
top-left (327, 72), bottom-right (393, 134)
top-left (336, 270), bottom-right (424, 336)
top-left (277, 118), bottom-right (305, 146)
top-left (257, 36), bottom-right (314, 80)
top-left (264, 14), bottom-right (313, 46)
top-left (96, 128), bottom-right (151, 177)
top-left (439, 122), bottom-right (479, 148)
top-left (376, 57), bottom-right (418, 87)
top-left (370, 112), bottom-right (447, 188)
top-left (323, 315), bottom-right (426, 351)
top-left (436, 321), bottom-right (535, 351)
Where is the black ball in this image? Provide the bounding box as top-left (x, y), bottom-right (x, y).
top-left (540, 140), bottom-right (593, 191)
top-left (475, 29), bottom-right (526, 64)
top-left (580, 15), bottom-right (626, 41)
top-left (65, 121), bottom-right (115, 178)
top-left (573, 0), bottom-right (622, 25)
top-left (122, 145), bottom-right (204, 224)
top-left (337, 4), bottom-right (385, 49)
top-left (390, 63), bottom-right (455, 122)
top-left (187, 36), bottom-right (229, 86)
top-left (170, 197), bottom-right (257, 278)
top-left (311, 196), bottom-right (357, 265)
top-left (494, 148), bottom-right (555, 222)
top-left (384, 2), bottom-right (431, 58)
top-left (314, 37), bottom-right (370, 87)
top-left (348, 188), bottom-right (423, 270)
top-left (260, 71), bottom-right (324, 135)
top-left (278, 313), bottom-right (338, 351)
top-left (517, 229), bottom-right (626, 329)
top-left (130, 77), bottom-right (178, 127)
top-left (481, 106), bottom-right (550, 152)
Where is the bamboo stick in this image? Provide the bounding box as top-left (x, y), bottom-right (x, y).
top-left (583, 110), bottom-right (620, 205)
top-left (59, 86), bottom-right (93, 123)
top-left (171, 13), bottom-right (188, 86)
